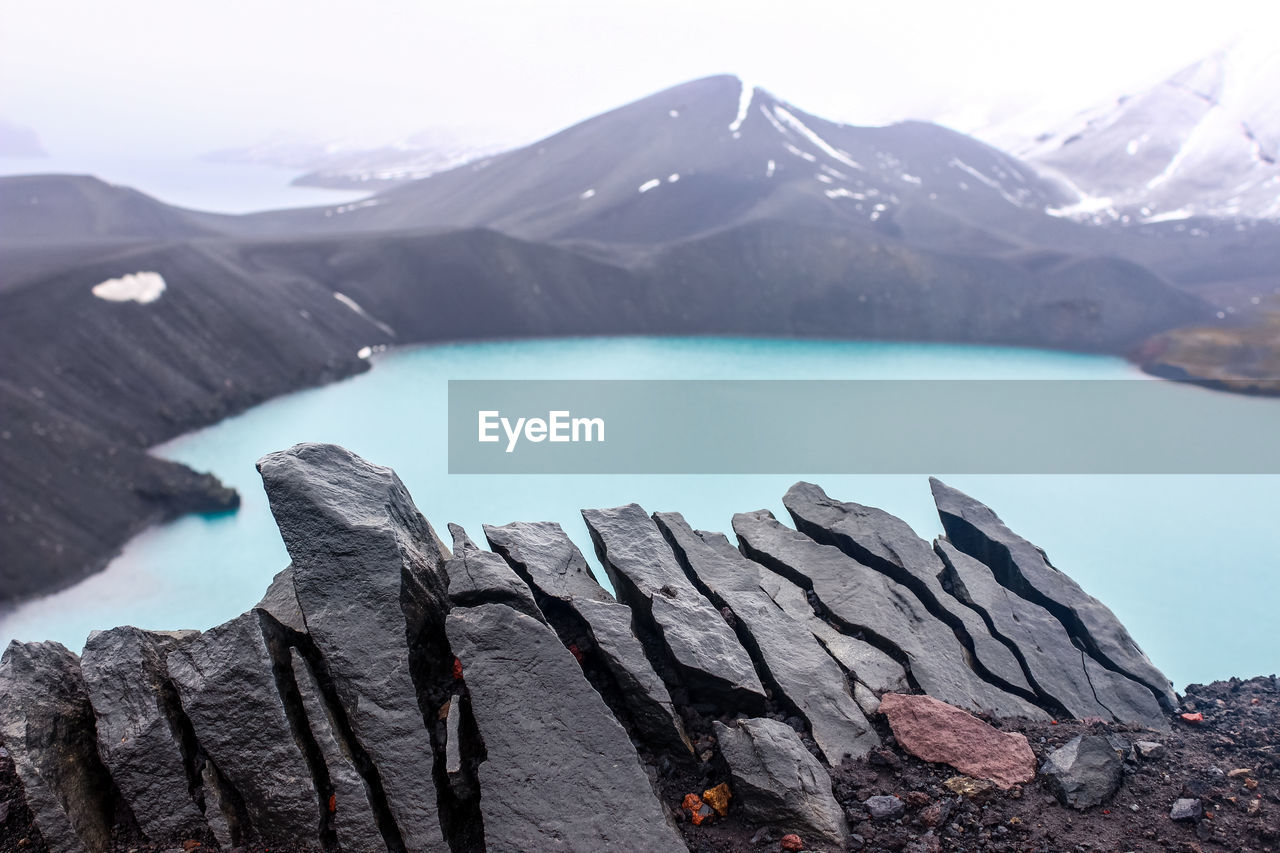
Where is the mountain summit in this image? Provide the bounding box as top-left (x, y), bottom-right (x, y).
top-left (988, 39), bottom-right (1280, 223)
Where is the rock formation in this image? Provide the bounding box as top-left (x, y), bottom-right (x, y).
top-left (0, 445), bottom-right (1177, 852)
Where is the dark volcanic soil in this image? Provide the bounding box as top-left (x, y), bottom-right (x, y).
top-left (2, 677), bottom-right (1276, 853)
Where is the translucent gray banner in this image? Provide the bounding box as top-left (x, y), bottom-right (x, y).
top-left (447, 379), bottom-right (1280, 473)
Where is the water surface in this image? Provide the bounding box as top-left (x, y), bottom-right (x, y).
top-left (3, 337), bottom-right (1275, 689)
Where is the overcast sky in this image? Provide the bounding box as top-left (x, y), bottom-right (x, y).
top-left (2, 0), bottom-right (1276, 159)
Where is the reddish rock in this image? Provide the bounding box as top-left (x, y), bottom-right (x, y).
top-left (779, 834), bottom-right (804, 851)
top-left (878, 693), bottom-right (1036, 789)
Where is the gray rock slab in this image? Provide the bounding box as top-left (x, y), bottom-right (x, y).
top-left (257, 443), bottom-right (449, 851)
top-left (1038, 734), bottom-right (1125, 809)
top-left (930, 477), bottom-right (1176, 710)
top-left (756, 571), bottom-right (908, 696)
top-left (936, 540), bottom-right (1167, 729)
top-left (255, 565), bottom-right (307, 634)
top-left (483, 520), bottom-right (612, 603)
top-left (81, 626), bottom-right (209, 842)
top-left (732, 510), bottom-right (1047, 720)
top-left (713, 716), bottom-right (849, 846)
top-left (444, 523), bottom-right (544, 621)
top-left (166, 612), bottom-right (319, 846)
top-left (0, 641), bottom-right (115, 853)
top-left (486, 520), bottom-right (691, 754)
top-left (582, 503), bottom-right (764, 707)
top-left (289, 649), bottom-right (383, 852)
top-left (447, 602), bottom-right (688, 853)
top-left (655, 512), bottom-right (879, 763)
top-left (784, 482), bottom-right (1033, 696)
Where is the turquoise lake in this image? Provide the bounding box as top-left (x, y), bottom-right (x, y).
top-left (2, 337), bottom-right (1276, 690)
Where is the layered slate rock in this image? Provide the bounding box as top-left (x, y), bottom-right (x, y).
top-left (0, 641), bottom-right (116, 853)
top-left (756, 571), bottom-right (909, 697)
top-left (445, 523), bottom-right (544, 622)
top-left (930, 477), bottom-right (1177, 710)
top-left (447, 602), bottom-right (688, 853)
top-left (935, 540), bottom-right (1167, 729)
top-left (257, 443), bottom-right (450, 851)
top-left (713, 717), bottom-right (849, 846)
top-left (655, 512), bottom-right (880, 763)
top-left (582, 504), bottom-right (765, 709)
top-left (165, 612), bottom-right (319, 847)
top-left (288, 649), bottom-right (383, 852)
top-left (485, 520), bottom-right (691, 753)
top-left (733, 510), bottom-right (1047, 720)
top-left (784, 482), bottom-right (1033, 697)
top-left (80, 626), bottom-right (209, 843)
top-left (255, 565), bottom-right (307, 634)
top-left (878, 693), bottom-right (1036, 789)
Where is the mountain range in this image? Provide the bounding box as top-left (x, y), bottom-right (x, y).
top-left (1, 69), bottom-right (1276, 604)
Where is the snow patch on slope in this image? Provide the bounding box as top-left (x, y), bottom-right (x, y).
top-left (334, 291), bottom-right (396, 337)
top-left (92, 272), bottom-right (166, 304)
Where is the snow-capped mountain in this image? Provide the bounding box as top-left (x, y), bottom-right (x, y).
top-left (254, 74), bottom-right (1075, 250)
top-left (984, 38), bottom-right (1280, 223)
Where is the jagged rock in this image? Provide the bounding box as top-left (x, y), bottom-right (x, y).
top-left (166, 612), bottom-right (319, 846)
top-left (483, 520), bottom-right (612, 602)
top-left (1038, 734), bottom-right (1125, 809)
top-left (1170, 797), bottom-right (1204, 822)
top-left (935, 540), bottom-right (1168, 730)
top-left (257, 443), bottom-right (449, 851)
top-left (864, 794), bottom-right (905, 820)
top-left (289, 649), bottom-right (383, 852)
top-left (713, 716), bottom-right (849, 846)
top-left (80, 626), bottom-right (209, 842)
top-left (0, 641), bottom-right (116, 853)
top-left (1135, 740), bottom-right (1166, 760)
top-left (877, 693), bottom-right (1036, 789)
top-left (198, 759), bottom-right (240, 850)
top-left (445, 523), bottom-right (544, 621)
top-left (756, 571), bottom-right (909, 696)
top-left (655, 512), bottom-right (879, 763)
top-left (255, 565), bottom-right (306, 634)
top-left (446, 602), bottom-right (688, 853)
top-left (442, 695), bottom-right (472, 799)
top-left (930, 478), bottom-right (1177, 710)
top-left (485, 520), bottom-right (691, 754)
top-left (582, 503), bottom-right (765, 709)
top-left (784, 482), bottom-right (1034, 697)
top-left (733, 510), bottom-right (1046, 720)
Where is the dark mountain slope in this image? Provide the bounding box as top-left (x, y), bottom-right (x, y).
top-left (0, 174), bottom-right (229, 247)
top-left (236, 75), bottom-right (1074, 252)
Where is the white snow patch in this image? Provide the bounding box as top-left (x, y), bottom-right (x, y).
top-left (1046, 193), bottom-right (1118, 219)
top-left (669, 109), bottom-right (680, 118)
top-left (729, 78), bottom-right (754, 135)
top-left (948, 158), bottom-right (1029, 207)
top-left (667, 173), bottom-right (680, 183)
top-left (638, 178), bottom-right (662, 193)
top-left (900, 173), bottom-right (922, 185)
top-left (782, 142), bottom-right (817, 163)
top-left (334, 291), bottom-right (396, 337)
top-left (824, 188), bottom-right (863, 200)
top-left (92, 271), bottom-right (166, 304)
top-left (579, 188), bottom-right (596, 199)
top-left (324, 198), bottom-right (380, 217)
top-left (817, 173), bottom-right (833, 184)
top-left (771, 106), bottom-right (864, 171)
top-left (357, 346), bottom-right (373, 359)
top-left (1141, 207), bottom-right (1194, 223)
top-left (766, 159), bottom-right (776, 178)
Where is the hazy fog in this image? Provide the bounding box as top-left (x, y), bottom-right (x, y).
top-left (2, 0), bottom-right (1275, 158)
